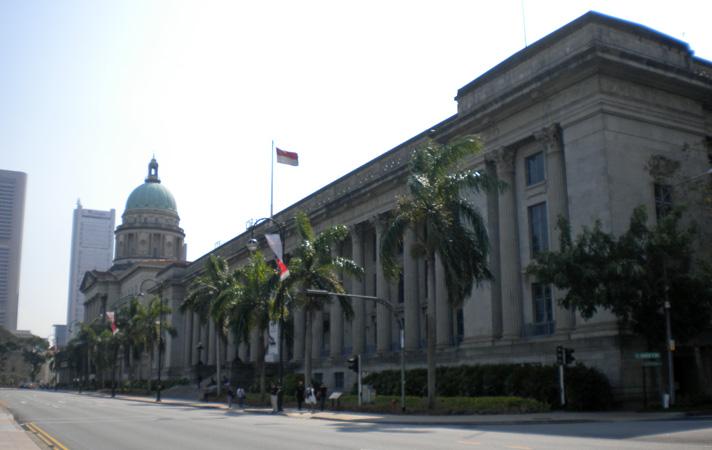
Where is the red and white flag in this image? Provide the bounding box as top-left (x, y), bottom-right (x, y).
top-left (265, 233), bottom-right (290, 281)
top-left (276, 147), bottom-right (298, 166)
top-left (106, 311), bottom-right (118, 335)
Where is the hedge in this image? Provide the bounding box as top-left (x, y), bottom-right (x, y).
top-left (362, 363), bottom-right (612, 411)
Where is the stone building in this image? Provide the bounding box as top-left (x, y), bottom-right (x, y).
top-left (83, 12), bottom-right (712, 401)
top-left (80, 157), bottom-right (188, 374)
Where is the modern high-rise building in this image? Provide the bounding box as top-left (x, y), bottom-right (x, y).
top-left (0, 170), bottom-right (27, 331)
top-left (66, 201), bottom-right (115, 336)
top-left (53, 324), bottom-right (68, 349)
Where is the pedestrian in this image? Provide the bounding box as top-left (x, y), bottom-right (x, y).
top-left (318, 383), bottom-right (328, 411)
top-left (295, 380), bottom-right (305, 411)
top-left (225, 380), bottom-right (234, 409)
top-left (305, 385), bottom-right (317, 412)
top-left (270, 383), bottom-right (279, 413)
top-left (236, 386), bottom-right (246, 408)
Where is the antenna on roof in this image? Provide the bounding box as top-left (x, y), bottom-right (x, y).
top-left (521, 0), bottom-right (528, 47)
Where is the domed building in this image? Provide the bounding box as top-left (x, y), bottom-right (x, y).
top-left (77, 158), bottom-right (191, 383)
top-left (114, 158), bottom-right (185, 264)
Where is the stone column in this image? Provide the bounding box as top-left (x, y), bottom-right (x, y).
top-left (208, 320), bottom-right (216, 365)
top-left (200, 322), bottom-right (209, 364)
top-left (537, 125), bottom-right (574, 334)
top-left (292, 307), bottom-right (305, 362)
top-left (183, 310), bottom-right (193, 367)
top-left (191, 313), bottom-right (201, 365)
top-left (435, 253), bottom-right (451, 347)
top-left (495, 147), bottom-right (523, 341)
top-left (403, 227), bottom-right (419, 350)
top-left (311, 310), bottom-right (323, 360)
top-left (330, 301), bottom-right (343, 359)
top-left (249, 327), bottom-right (260, 363)
top-left (227, 332), bottom-right (236, 365)
top-left (350, 225), bottom-right (366, 355)
top-left (374, 217), bottom-right (391, 353)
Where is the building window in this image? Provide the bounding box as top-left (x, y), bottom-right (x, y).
top-left (532, 283), bottom-right (553, 324)
top-left (654, 183), bottom-right (673, 219)
top-left (528, 202), bottom-right (549, 255)
top-left (334, 372), bottom-right (344, 390)
top-left (525, 152), bottom-right (545, 186)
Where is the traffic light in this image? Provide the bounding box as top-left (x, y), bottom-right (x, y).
top-left (564, 347), bottom-right (575, 365)
top-left (556, 345), bottom-right (564, 365)
top-left (347, 355), bottom-right (359, 373)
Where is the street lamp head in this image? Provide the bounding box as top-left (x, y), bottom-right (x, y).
top-left (246, 238), bottom-right (259, 252)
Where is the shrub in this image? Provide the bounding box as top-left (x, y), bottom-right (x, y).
top-left (362, 362), bottom-right (612, 411)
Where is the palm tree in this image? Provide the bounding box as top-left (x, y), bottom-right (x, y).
top-left (135, 295), bottom-right (175, 393)
top-left (181, 254), bottom-right (238, 396)
top-left (286, 211), bottom-right (363, 385)
top-left (380, 135), bottom-right (500, 409)
top-left (229, 251), bottom-right (280, 399)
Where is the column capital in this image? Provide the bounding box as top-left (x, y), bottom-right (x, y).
top-left (489, 147), bottom-right (516, 175)
top-left (534, 124), bottom-right (562, 155)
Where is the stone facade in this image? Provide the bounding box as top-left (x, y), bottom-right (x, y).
top-left (83, 12), bottom-right (712, 402)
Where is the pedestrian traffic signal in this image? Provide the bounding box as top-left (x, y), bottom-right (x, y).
top-left (556, 345), bottom-right (564, 365)
top-left (565, 347), bottom-right (575, 365)
top-left (347, 355), bottom-right (359, 373)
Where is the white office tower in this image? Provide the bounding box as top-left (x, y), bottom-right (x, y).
top-left (0, 170), bottom-right (27, 331)
top-left (66, 201), bottom-right (115, 336)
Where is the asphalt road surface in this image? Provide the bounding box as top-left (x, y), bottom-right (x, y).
top-left (1, 389), bottom-right (711, 449)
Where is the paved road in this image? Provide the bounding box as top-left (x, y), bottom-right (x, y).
top-left (1, 389), bottom-right (711, 450)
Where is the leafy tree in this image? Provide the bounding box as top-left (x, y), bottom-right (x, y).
top-left (528, 206), bottom-right (712, 347)
top-left (286, 211), bottom-right (363, 385)
top-left (380, 135), bottom-right (499, 409)
top-left (21, 336), bottom-right (49, 382)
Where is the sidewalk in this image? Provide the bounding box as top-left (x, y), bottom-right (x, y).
top-left (0, 410), bottom-right (40, 450)
top-left (103, 392), bottom-right (689, 426)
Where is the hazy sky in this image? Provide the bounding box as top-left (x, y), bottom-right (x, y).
top-left (2, 0), bottom-right (711, 339)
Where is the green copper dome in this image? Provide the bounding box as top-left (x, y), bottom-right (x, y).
top-left (125, 158), bottom-right (177, 212)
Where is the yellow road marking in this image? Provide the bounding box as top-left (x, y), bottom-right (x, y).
top-left (26, 423), bottom-right (56, 448)
top-left (27, 422), bottom-right (69, 450)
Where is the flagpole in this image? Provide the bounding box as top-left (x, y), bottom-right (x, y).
top-left (270, 140), bottom-right (274, 218)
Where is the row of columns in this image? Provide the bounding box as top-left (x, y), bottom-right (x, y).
top-left (171, 124), bottom-right (575, 373)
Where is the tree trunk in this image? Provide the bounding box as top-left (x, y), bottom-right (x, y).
top-left (426, 255), bottom-right (437, 410)
top-left (304, 310), bottom-right (313, 386)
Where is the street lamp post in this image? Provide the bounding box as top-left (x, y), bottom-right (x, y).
top-left (140, 278), bottom-right (164, 403)
top-left (247, 217), bottom-right (287, 412)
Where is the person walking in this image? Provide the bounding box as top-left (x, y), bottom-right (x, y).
top-left (305, 385), bottom-right (317, 413)
top-left (318, 384), bottom-right (328, 411)
top-left (236, 386), bottom-right (246, 409)
top-left (270, 383), bottom-right (279, 413)
top-left (295, 380), bottom-right (305, 411)
top-left (225, 379), bottom-right (234, 409)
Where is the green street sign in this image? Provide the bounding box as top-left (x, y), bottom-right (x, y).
top-left (634, 352), bottom-right (661, 360)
